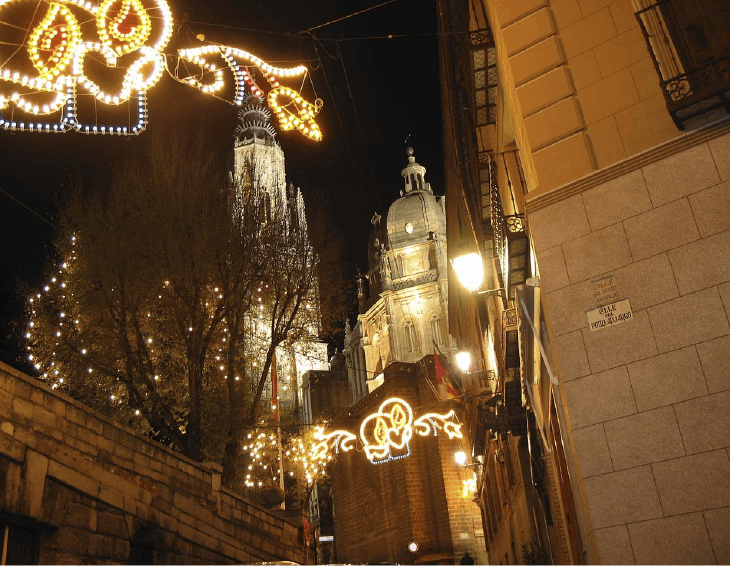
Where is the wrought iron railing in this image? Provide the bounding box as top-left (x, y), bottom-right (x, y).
top-left (636, 0), bottom-right (730, 129)
top-left (486, 153), bottom-right (527, 298)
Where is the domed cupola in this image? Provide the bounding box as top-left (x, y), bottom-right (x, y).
top-left (401, 146), bottom-right (429, 195)
top-left (234, 94), bottom-right (278, 145)
top-left (386, 147), bottom-right (446, 250)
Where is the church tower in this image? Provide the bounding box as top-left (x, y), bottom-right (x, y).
top-left (231, 95), bottom-right (327, 412)
top-left (345, 148), bottom-right (451, 400)
top-left (332, 150), bottom-right (486, 566)
top-left (233, 94), bottom-right (289, 227)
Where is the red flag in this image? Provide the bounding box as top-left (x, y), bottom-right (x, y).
top-left (434, 346), bottom-right (461, 402)
top-left (271, 352), bottom-right (279, 422)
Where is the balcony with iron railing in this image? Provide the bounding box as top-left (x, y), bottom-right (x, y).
top-left (480, 152), bottom-right (529, 301)
top-left (636, 0), bottom-right (730, 129)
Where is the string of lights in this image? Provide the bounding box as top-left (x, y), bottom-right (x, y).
top-left (0, 0), bottom-right (324, 138)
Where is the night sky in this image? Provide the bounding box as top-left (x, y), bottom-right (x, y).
top-left (0, 0), bottom-right (443, 368)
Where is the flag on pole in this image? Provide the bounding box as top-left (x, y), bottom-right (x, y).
top-left (271, 352), bottom-right (279, 422)
top-left (433, 343), bottom-right (462, 402)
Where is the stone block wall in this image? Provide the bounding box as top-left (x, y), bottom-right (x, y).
top-left (0, 361), bottom-right (306, 564)
top-left (527, 121), bottom-right (730, 564)
top-left (485, 0), bottom-right (680, 195)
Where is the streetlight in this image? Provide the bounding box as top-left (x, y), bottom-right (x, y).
top-left (454, 450), bottom-right (482, 470)
top-left (455, 351), bottom-right (471, 373)
top-left (451, 252), bottom-right (484, 292)
top-left (452, 252), bottom-right (504, 297)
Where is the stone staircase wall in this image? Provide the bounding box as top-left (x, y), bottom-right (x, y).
top-left (0, 361), bottom-right (305, 564)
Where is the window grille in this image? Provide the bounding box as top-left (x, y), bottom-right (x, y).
top-left (471, 29), bottom-right (497, 126)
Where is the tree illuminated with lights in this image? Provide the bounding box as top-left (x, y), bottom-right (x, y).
top-left (22, 132), bottom-right (346, 489)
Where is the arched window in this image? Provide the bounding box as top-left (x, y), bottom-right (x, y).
top-left (405, 321), bottom-right (418, 353)
top-left (431, 314), bottom-right (445, 346)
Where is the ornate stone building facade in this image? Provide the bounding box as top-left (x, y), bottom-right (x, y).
top-left (345, 149), bottom-right (451, 400)
top-left (332, 151), bottom-right (486, 565)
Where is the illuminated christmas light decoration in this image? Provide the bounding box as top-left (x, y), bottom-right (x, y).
top-left (317, 398), bottom-right (463, 466)
top-left (96, 0), bottom-right (152, 56)
top-left (413, 409), bottom-right (464, 439)
top-left (310, 427), bottom-right (356, 461)
top-left (0, 0), bottom-right (321, 139)
top-left (361, 397), bottom-right (414, 463)
top-left (267, 86), bottom-right (322, 142)
top-left (176, 45), bottom-right (322, 141)
top-left (0, 0), bottom-right (172, 134)
top-left (27, 2), bottom-right (82, 80)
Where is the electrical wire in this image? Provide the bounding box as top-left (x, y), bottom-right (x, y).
top-left (182, 18), bottom-right (304, 40)
top-left (0, 185), bottom-right (57, 228)
top-left (237, 391), bottom-right (469, 433)
top-left (336, 40), bottom-right (381, 212)
top-left (307, 34), bottom-right (372, 213)
top-left (302, 0), bottom-right (400, 34)
top-left (329, 32), bottom-right (438, 42)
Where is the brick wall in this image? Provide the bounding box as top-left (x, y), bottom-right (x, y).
top-left (0, 361), bottom-right (306, 564)
top-left (528, 122), bottom-right (730, 564)
top-left (329, 361), bottom-right (487, 565)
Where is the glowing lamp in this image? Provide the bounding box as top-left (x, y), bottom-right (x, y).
top-left (455, 351), bottom-right (471, 373)
top-left (452, 252), bottom-right (484, 292)
top-left (454, 450), bottom-right (468, 466)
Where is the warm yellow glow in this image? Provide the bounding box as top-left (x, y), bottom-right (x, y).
top-left (455, 351), bottom-right (471, 373)
top-left (360, 398), bottom-right (414, 463)
top-left (454, 450), bottom-right (468, 466)
top-left (28, 3), bottom-right (82, 79)
top-left (314, 398), bottom-right (464, 465)
top-left (462, 477), bottom-right (477, 498)
top-left (413, 410), bottom-right (464, 439)
top-left (267, 86), bottom-right (323, 141)
top-left (176, 45), bottom-right (322, 141)
top-left (1, 0), bottom-right (320, 138)
top-left (310, 427), bottom-right (356, 461)
top-left (0, 0), bottom-right (172, 134)
top-left (97, 0), bottom-right (152, 55)
top-left (452, 252), bottom-right (484, 292)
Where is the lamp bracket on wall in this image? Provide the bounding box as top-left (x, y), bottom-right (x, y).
top-left (476, 288), bottom-right (505, 298)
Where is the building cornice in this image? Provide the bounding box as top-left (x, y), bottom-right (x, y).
top-left (526, 118), bottom-right (730, 213)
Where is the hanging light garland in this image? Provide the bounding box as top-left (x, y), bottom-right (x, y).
top-left (96, 0), bottom-right (153, 56)
top-left (27, 2), bottom-right (82, 80)
top-left (0, 0), bottom-right (172, 134)
top-left (177, 45), bottom-right (322, 142)
top-left (223, 399), bottom-right (464, 492)
top-left (0, 0), bottom-right (323, 139)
